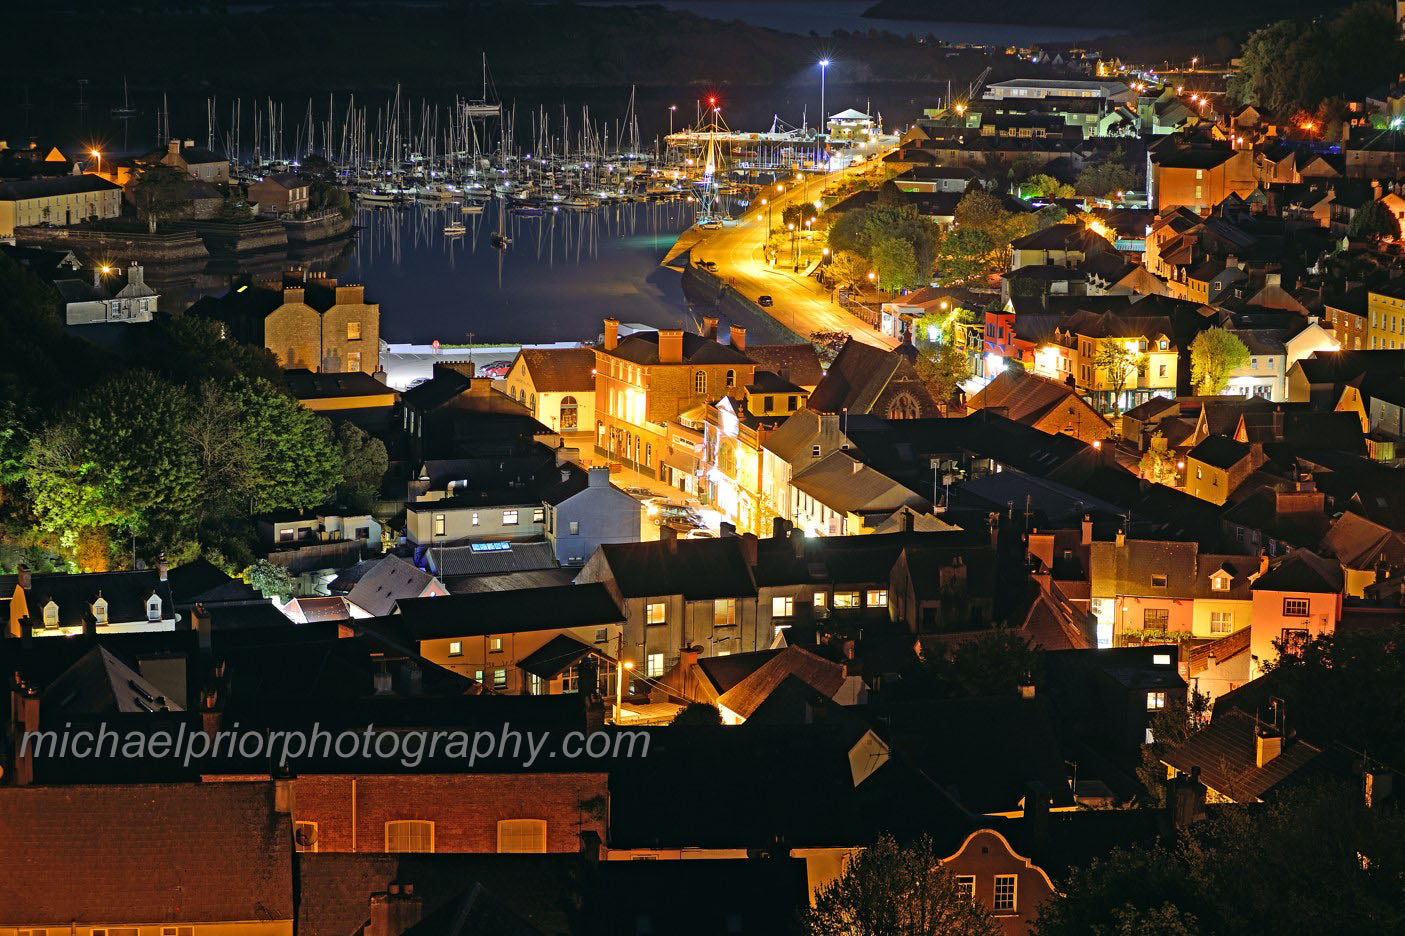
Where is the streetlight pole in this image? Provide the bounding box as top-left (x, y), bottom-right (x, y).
top-left (615, 658), bottom-right (634, 723)
top-left (668, 105), bottom-right (676, 137)
top-left (818, 60), bottom-right (830, 136)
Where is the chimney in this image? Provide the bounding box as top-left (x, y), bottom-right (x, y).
top-left (603, 317), bottom-right (620, 351)
top-left (92, 267), bottom-right (102, 289)
top-left (738, 532), bottom-right (758, 568)
top-left (1255, 726), bottom-right (1282, 767)
top-left (729, 325), bottom-right (747, 351)
top-left (201, 688), bottom-right (222, 738)
top-left (334, 285), bottom-right (365, 305)
top-left (772, 517), bottom-right (791, 539)
top-left (1170, 766), bottom-right (1207, 830)
top-left (369, 884), bottom-right (424, 936)
top-left (17, 563), bottom-right (31, 590)
top-left (1022, 781), bottom-right (1051, 846)
top-left (658, 329), bottom-right (684, 364)
top-left (702, 315), bottom-right (719, 339)
top-left (127, 262), bottom-right (144, 289)
top-left (789, 528), bottom-right (806, 558)
top-left (283, 286), bottom-right (305, 306)
top-left (680, 644), bottom-right (702, 669)
top-left (903, 509), bottom-right (914, 533)
top-left (11, 679), bottom-right (40, 786)
top-left (1258, 552), bottom-right (1270, 577)
top-left (1115, 529), bottom-right (1126, 548)
top-left (719, 521), bottom-right (737, 537)
top-left (157, 554), bottom-right (168, 582)
top-left (587, 466), bottom-right (610, 487)
top-left (273, 774), bottom-right (296, 814)
top-left (1081, 514), bottom-right (1093, 546)
top-left (167, 139), bottom-right (180, 156)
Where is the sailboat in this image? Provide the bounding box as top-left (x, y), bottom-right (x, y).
top-left (490, 197), bottom-right (512, 249)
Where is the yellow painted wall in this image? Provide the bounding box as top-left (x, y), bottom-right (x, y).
top-left (1189, 598), bottom-right (1251, 638)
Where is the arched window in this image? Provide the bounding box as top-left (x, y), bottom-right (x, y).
top-left (385, 820), bottom-right (435, 853)
top-left (645, 442), bottom-right (652, 466)
top-left (725, 369), bottom-right (736, 388)
top-left (496, 818), bottom-right (547, 853)
top-left (886, 393), bottom-right (920, 420)
top-left (560, 396), bottom-right (579, 430)
top-left (694, 370), bottom-right (707, 395)
top-left (529, 393), bottom-right (536, 410)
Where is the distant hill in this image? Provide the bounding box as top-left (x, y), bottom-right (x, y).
top-left (862, 0), bottom-right (1358, 31)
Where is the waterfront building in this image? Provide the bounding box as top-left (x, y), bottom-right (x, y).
top-left (0, 174), bottom-right (123, 236)
top-left (503, 347), bottom-right (597, 434)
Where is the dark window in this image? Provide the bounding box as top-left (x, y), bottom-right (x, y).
top-left (1143, 608), bottom-right (1169, 629)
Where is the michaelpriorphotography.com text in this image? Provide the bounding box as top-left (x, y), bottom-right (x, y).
top-left (20, 721), bottom-right (652, 769)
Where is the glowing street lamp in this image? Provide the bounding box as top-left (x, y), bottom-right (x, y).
top-left (668, 105), bottom-right (677, 136)
top-left (89, 148), bottom-right (101, 174)
top-left (818, 59), bottom-right (830, 133)
top-left (615, 659), bottom-right (634, 723)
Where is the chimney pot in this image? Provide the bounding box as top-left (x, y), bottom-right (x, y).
top-left (703, 315), bottom-right (719, 339)
top-left (729, 324), bottom-right (747, 351)
top-left (658, 329), bottom-right (685, 364)
top-left (603, 317), bottom-right (620, 351)
top-left (17, 563), bottom-right (31, 591)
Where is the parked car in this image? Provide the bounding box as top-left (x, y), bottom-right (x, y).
top-left (758, 295), bottom-right (773, 306)
top-left (683, 528), bottom-right (716, 539)
top-left (621, 486), bottom-right (655, 501)
top-left (652, 503), bottom-right (705, 528)
top-left (478, 360), bottom-right (513, 378)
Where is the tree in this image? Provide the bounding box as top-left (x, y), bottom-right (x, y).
top-left (222, 378), bottom-right (342, 513)
top-left (1075, 146), bottom-right (1138, 198)
top-left (335, 422), bottom-right (389, 512)
top-left (244, 558), bottom-right (295, 602)
top-left (828, 249), bottom-right (870, 290)
top-left (1092, 338), bottom-right (1148, 413)
top-left (782, 202), bottom-right (806, 230)
top-left (872, 237), bottom-right (920, 290)
top-left (1347, 199), bottom-right (1401, 242)
top-left (906, 628), bottom-right (1042, 700)
top-left (1024, 173), bottom-right (1075, 199)
top-left (670, 702), bottom-right (722, 726)
top-left (1137, 432), bottom-right (1180, 486)
top-left (1135, 688), bottom-right (1209, 804)
top-left (810, 331), bottom-right (849, 367)
top-left (185, 381), bottom-right (257, 524)
top-left (130, 163), bottom-right (190, 232)
top-left (803, 833), bottom-right (1001, 936)
top-left (937, 227), bottom-right (999, 284)
top-left (914, 342), bottom-right (971, 408)
top-left (1189, 327), bottom-right (1251, 395)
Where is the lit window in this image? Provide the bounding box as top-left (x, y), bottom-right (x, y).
top-left (1284, 597), bottom-right (1309, 617)
top-left (1151, 574), bottom-right (1168, 587)
top-left (448, 640), bottom-right (463, 657)
top-left (694, 370), bottom-right (707, 395)
top-left (994, 875), bottom-right (1017, 912)
top-left (813, 592), bottom-right (827, 608)
top-left (1211, 575), bottom-right (1229, 591)
top-left (1210, 611), bottom-right (1234, 634)
top-left (92, 597), bottom-right (108, 625)
top-left (433, 514), bottom-right (446, 536)
top-left (472, 512), bottom-right (479, 526)
top-left (811, 444), bottom-right (822, 458)
top-left (646, 652), bottom-right (664, 677)
top-left (715, 598), bottom-right (737, 627)
top-left (384, 820), bottom-right (434, 853)
top-left (346, 351), bottom-right (361, 373)
top-left (866, 589), bottom-right (888, 608)
top-left (347, 320), bottom-right (362, 340)
top-left (497, 818), bottom-right (547, 853)
top-left (569, 520), bottom-right (580, 535)
top-left (1147, 691), bottom-right (1166, 711)
top-left (646, 602), bottom-right (666, 624)
top-left (489, 637), bottom-right (503, 653)
top-left (833, 591), bottom-right (859, 609)
top-left (146, 596), bottom-right (162, 622)
top-left (533, 508), bottom-right (544, 523)
top-left (772, 596), bottom-right (794, 618)
top-left (503, 509), bottom-right (519, 525)
top-left (956, 875), bottom-right (976, 899)
top-left (1144, 608), bottom-right (1169, 629)
top-left (1152, 653), bottom-right (1171, 665)
top-left (493, 668), bottom-right (507, 688)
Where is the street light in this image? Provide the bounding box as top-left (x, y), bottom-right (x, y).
top-left (818, 59), bottom-right (830, 134)
top-left (90, 149), bottom-right (101, 175)
top-left (615, 659), bottom-right (634, 723)
top-left (668, 105), bottom-right (676, 137)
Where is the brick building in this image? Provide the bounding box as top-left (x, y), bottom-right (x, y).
top-left (593, 317), bottom-right (756, 479)
top-left (289, 772), bottom-right (608, 854)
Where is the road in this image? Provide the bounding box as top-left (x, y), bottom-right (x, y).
top-left (686, 162), bottom-right (899, 350)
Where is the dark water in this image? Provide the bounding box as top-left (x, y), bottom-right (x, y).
top-left (345, 199), bottom-right (699, 344)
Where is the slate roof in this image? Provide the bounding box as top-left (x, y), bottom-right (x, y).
top-left (966, 370), bottom-right (1107, 432)
top-left (713, 646), bottom-right (846, 720)
top-left (743, 343), bottom-right (826, 388)
top-left (285, 369), bottom-right (395, 400)
top-left (603, 329), bottom-right (753, 366)
top-left (514, 347), bottom-right (596, 392)
top-left (759, 409), bottom-right (850, 465)
top-left (0, 569), bottom-right (174, 629)
top-left (1161, 710), bottom-right (1324, 803)
top-left (41, 645), bottom-right (184, 715)
top-left (517, 633), bottom-right (608, 679)
top-left (789, 450), bottom-right (927, 516)
top-left (395, 583), bottom-right (622, 638)
top-left (0, 783), bottom-right (294, 925)
top-left (1187, 434), bottom-right (1250, 469)
top-left (806, 339), bottom-right (938, 416)
top-left (746, 369), bottom-right (806, 394)
top-left (592, 538), bottom-right (758, 600)
top-left (1251, 547), bottom-right (1345, 595)
top-left (346, 554), bottom-right (437, 617)
top-left (1010, 223), bottom-right (1111, 253)
top-left (428, 540), bottom-right (559, 578)
top-left (1321, 510), bottom-right (1405, 569)
top-left (0, 174), bottom-right (122, 200)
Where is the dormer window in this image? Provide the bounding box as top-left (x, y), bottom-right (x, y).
top-left (1210, 574), bottom-right (1230, 592)
top-left (146, 595), bottom-right (162, 622)
top-left (42, 600), bottom-right (59, 628)
top-left (93, 596), bottom-right (109, 625)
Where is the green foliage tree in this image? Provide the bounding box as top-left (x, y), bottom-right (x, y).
top-left (1347, 199), bottom-right (1402, 242)
top-left (826, 202), bottom-right (938, 280)
top-left (244, 558), bottom-right (295, 602)
top-left (1075, 146), bottom-right (1138, 198)
top-left (803, 833), bottom-right (1001, 936)
top-left (310, 181), bottom-right (353, 219)
top-left (810, 331), bottom-right (850, 366)
top-left (1137, 432), bottom-right (1180, 486)
top-left (1135, 689), bottom-right (1209, 805)
top-left (1189, 327), bottom-right (1251, 395)
top-left (908, 628), bottom-right (1041, 700)
top-left (1033, 203), bottom-right (1068, 230)
top-left (872, 237), bottom-right (920, 290)
top-left (223, 378), bottom-right (343, 513)
top-left (335, 422), bottom-right (389, 512)
top-left (1093, 338), bottom-right (1148, 413)
top-left (670, 702), bottom-right (723, 726)
top-left (915, 342), bottom-right (971, 408)
top-left (130, 163), bottom-right (190, 232)
top-left (828, 249), bottom-right (870, 290)
top-left (782, 202), bottom-right (806, 229)
top-left (1024, 173), bottom-right (1075, 199)
top-left (936, 227), bottom-right (998, 285)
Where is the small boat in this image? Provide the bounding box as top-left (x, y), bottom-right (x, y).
top-left (357, 190), bottom-right (399, 205)
top-left (511, 205), bottom-right (544, 217)
top-left (444, 221), bottom-right (466, 235)
top-left (459, 201), bottom-right (485, 214)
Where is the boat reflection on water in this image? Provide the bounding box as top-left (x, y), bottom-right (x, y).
top-left (346, 197), bottom-right (699, 344)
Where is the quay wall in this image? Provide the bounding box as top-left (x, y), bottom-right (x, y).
top-left (681, 263), bottom-right (806, 345)
top-left (15, 226), bottom-right (210, 263)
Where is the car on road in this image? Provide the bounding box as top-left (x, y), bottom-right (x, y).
top-left (478, 360), bottom-right (513, 378)
top-left (683, 528), bottom-right (716, 539)
top-left (757, 294), bottom-right (773, 306)
top-left (620, 486), bottom-right (655, 501)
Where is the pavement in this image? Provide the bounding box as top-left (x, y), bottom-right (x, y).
top-left (682, 161), bottom-right (901, 350)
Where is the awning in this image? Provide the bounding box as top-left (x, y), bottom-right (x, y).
top-left (517, 634), bottom-right (613, 680)
top-left (663, 450), bottom-right (700, 474)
